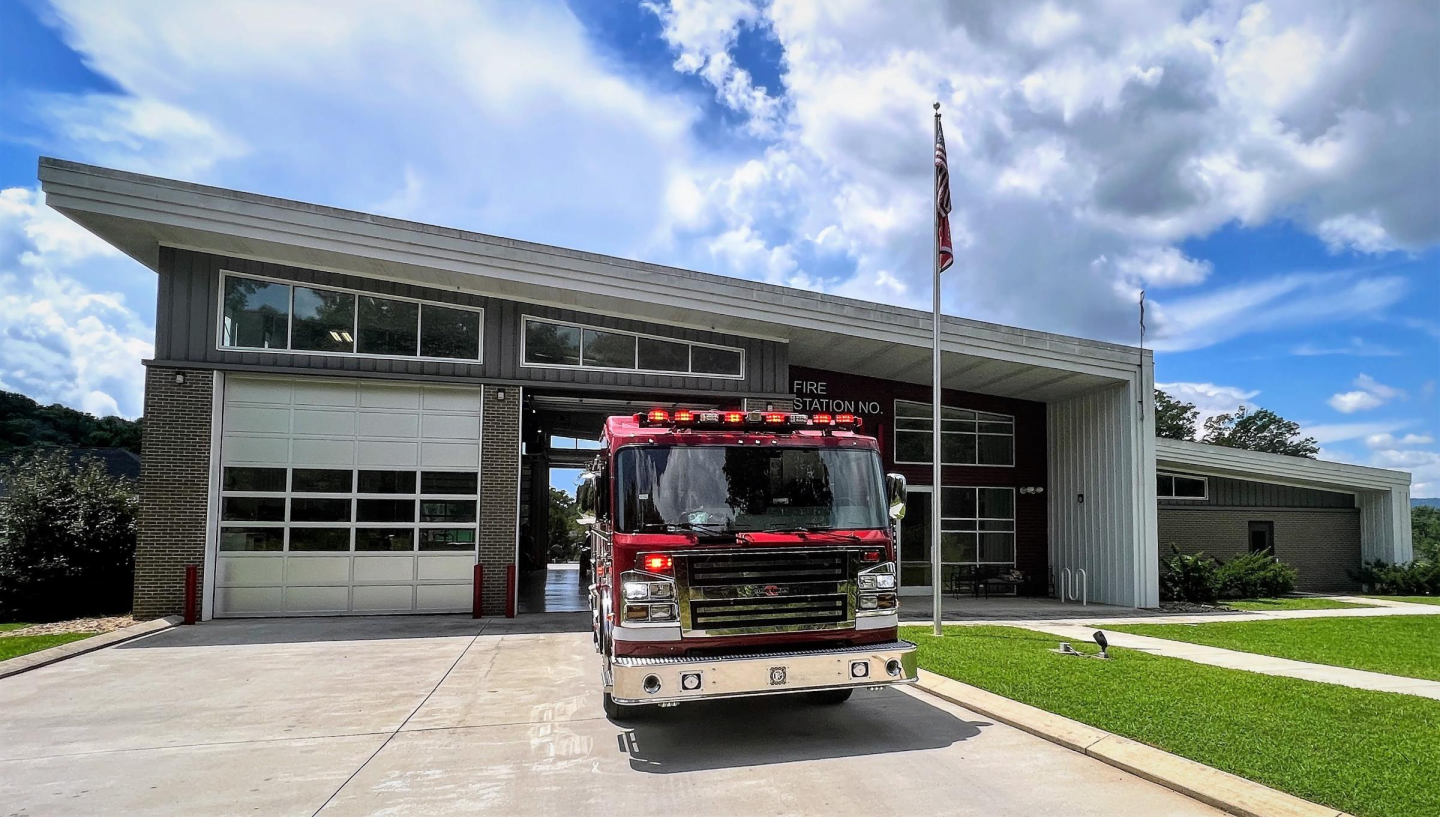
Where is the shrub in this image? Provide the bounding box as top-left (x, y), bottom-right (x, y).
top-left (1160, 546), bottom-right (1219, 602)
top-left (0, 450), bottom-right (137, 621)
top-left (1350, 560), bottom-right (1440, 596)
top-left (1216, 550), bottom-right (1296, 599)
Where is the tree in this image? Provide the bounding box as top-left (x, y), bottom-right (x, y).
top-left (0, 389), bottom-right (142, 455)
top-left (1414, 506), bottom-right (1440, 563)
top-left (1200, 405), bottom-right (1318, 458)
top-left (1155, 389), bottom-right (1198, 441)
top-left (0, 450), bottom-right (138, 620)
top-left (546, 488), bottom-right (584, 558)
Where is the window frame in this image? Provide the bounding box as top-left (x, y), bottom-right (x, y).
top-left (1157, 471), bottom-right (1209, 500)
top-left (217, 271), bottom-right (485, 364)
top-left (892, 399), bottom-right (1016, 468)
top-left (519, 315), bottom-right (745, 380)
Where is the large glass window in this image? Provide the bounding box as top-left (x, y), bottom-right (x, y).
top-left (357, 296), bottom-right (419, 356)
top-left (290, 286), bottom-right (355, 353)
top-left (894, 400), bottom-right (1014, 466)
top-left (420, 304), bottom-right (481, 360)
top-left (615, 445), bottom-right (886, 533)
top-left (218, 274), bottom-right (481, 361)
top-left (523, 317), bottom-right (744, 378)
top-left (222, 276), bottom-right (290, 349)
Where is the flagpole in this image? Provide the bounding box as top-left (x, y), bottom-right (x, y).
top-left (931, 102), bottom-right (944, 637)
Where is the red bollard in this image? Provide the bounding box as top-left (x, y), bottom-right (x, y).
top-left (472, 564), bottom-right (484, 619)
top-left (504, 564), bottom-right (517, 618)
top-left (183, 565), bottom-right (198, 625)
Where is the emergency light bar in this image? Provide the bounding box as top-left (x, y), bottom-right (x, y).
top-left (636, 409), bottom-right (861, 432)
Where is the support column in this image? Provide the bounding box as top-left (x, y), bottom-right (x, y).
top-left (479, 385), bottom-right (521, 616)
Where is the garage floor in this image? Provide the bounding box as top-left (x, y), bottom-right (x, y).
top-left (0, 615), bottom-right (1222, 816)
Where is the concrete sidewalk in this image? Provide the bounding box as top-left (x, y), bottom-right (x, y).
top-left (1022, 622), bottom-right (1440, 700)
top-left (932, 595), bottom-right (1440, 629)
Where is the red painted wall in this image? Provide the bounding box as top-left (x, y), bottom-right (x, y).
top-left (790, 366), bottom-right (1050, 583)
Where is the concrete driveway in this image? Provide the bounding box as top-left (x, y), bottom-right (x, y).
top-left (0, 615), bottom-right (1221, 816)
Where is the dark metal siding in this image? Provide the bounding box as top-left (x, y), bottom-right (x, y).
top-left (1159, 472), bottom-right (1354, 509)
top-left (155, 247), bottom-right (788, 395)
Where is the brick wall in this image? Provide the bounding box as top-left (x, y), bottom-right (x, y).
top-left (1158, 508), bottom-right (1361, 591)
top-left (135, 367), bottom-right (214, 618)
top-left (479, 385), bottom-right (521, 615)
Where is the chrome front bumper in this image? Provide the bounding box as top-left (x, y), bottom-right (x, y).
top-left (609, 640), bottom-right (918, 705)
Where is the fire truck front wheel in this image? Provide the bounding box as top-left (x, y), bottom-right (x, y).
top-left (805, 688), bottom-right (854, 705)
top-left (603, 691), bottom-right (639, 721)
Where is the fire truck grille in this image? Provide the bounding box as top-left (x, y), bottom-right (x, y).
top-left (678, 549), bottom-right (857, 634)
top-left (689, 594), bottom-right (849, 630)
top-left (685, 551), bottom-right (849, 587)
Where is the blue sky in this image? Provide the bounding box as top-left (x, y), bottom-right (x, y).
top-left (0, 0), bottom-right (1436, 494)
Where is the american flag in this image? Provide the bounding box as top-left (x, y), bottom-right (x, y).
top-left (935, 117), bottom-right (954, 272)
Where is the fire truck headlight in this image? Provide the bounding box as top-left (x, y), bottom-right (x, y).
top-left (623, 581), bottom-right (650, 601)
top-left (648, 582), bottom-right (674, 600)
top-left (648, 604), bottom-right (676, 621)
top-left (624, 604), bottom-right (650, 622)
top-left (859, 575), bottom-right (877, 591)
top-left (859, 596), bottom-right (879, 610)
top-left (874, 574), bottom-right (897, 591)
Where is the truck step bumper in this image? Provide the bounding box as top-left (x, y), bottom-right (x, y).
top-left (610, 640), bottom-right (917, 705)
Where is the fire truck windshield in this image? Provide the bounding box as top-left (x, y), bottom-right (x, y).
top-left (615, 445), bottom-right (886, 534)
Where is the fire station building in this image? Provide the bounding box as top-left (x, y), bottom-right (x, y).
top-left (37, 158), bottom-right (1414, 619)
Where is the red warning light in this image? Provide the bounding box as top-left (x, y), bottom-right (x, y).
top-left (763, 412), bottom-right (787, 425)
top-left (641, 554), bottom-right (673, 573)
top-left (812, 413), bottom-right (833, 425)
top-left (723, 411), bottom-right (745, 424)
top-left (673, 410), bottom-right (695, 424)
top-left (835, 413), bottom-right (856, 426)
top-left (646, 409), bottom-right (670, 424)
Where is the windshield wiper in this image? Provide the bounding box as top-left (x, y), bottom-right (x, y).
top-left (641, 521), bottom-right (733, 534)
top-left (758, 525), bottom-right (862, 540)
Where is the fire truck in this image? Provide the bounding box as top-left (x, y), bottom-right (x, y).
top-left (576, 408), bottom-right (918, 719)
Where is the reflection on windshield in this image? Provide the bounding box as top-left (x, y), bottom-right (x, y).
top-left (616, 446), bottom-right (886, 533)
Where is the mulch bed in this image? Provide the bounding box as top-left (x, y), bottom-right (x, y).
top-left (0, 616), bottom-right (137, 637)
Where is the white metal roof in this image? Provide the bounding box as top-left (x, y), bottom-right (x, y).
top-left (38, 157), bottom-right (1148, 404)
top-left (1156, 437), bottom-right (1411, 494)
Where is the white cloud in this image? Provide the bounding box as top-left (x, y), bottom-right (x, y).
top-left (1290, 337), bottom-right (1400, 357)
top-left (1301, 420), bottom-right (1413, 445)
top-left (1353, 373), bottom-right (1405, 401)
top-left (1154, 380), bottom-right (1259, 429)
top-left (643, 0), bottom-right (783, 136)
top-left (1328, 390), bottom-right (1383, 413)
top-left (0, 188), bottom-right (153, 418)
top-left (1365, 433), bottom-right (1434, 449)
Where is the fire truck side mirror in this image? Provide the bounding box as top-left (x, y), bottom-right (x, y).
top-left (576, 471), bottom-right (600, 526)
top-left (885, 473), bottom-right (907, 521)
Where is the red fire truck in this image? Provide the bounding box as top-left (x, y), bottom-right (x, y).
top-left (577, 408), bottom-right (918, 719)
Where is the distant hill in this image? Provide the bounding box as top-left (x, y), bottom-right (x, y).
top-left (0, 390), bottom-right (142, 455)
top-left (1415, 498), bottom-right (1440, 509)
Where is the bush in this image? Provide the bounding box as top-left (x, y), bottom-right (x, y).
top-left (1160, 546), bottom-right (1219, 602)
top-left (1350, 560), bottom-right (1440, 596)
top-left (1215, 550), bottom-right (1296, 599)
top-left (0, 450), bottom-right (137, 621)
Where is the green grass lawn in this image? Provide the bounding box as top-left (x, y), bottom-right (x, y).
top-left (1365, 596), bottom-right (1440, 606)
top-left (1223, 597), bottom-right (1372, 611)
top-left (0, 623), bottom-right (31, 633)
top-left (1108, 615), bottom-right (1440, 682)
top-left (0, 632), bottom-right (95, 662)
top-left (904, 625), bottom-right (1440, 817)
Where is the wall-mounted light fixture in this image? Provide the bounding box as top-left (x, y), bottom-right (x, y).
top-left (496, 388), bottom-right (506, 401)
top-left (174, 372), bottom-right (186, 385)
top-left (1019, 486), bottom-right (1046, 495)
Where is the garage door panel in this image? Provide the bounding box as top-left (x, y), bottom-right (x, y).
top-left (360, 385), bottom-right (422, 409)
top-left (358, 440), bottom-right (419, 466)
top-left (221, 435), bottom-right (291, 466)
top-left (293, 409), bottom-right (357, 436)
top-left (285, 586), bottom-right (350, 613)
top-left (421, 442), bottom-right (480, 468)
top-left (216, 586), bottom-right (285, 615)
top-left (292, 438), bottom-right (356, 466)
top-left (226, 378), bottom-right (294, 405)
top-left (354, 556), bottom-right (416, 582)
top-left (292, 382), bottom-right (358, 407)
top-left (422, 414), bottom-right (480, 440)
top-left (417, 556), bottom-right (475, 581)
top-left (217, 556), bottom-right (286, 586)
top-left (285, 556), bottom-right (352, 584)
top-left (225, 406), bottom-right (292, 434)
top-left (358, 411), bottom-right (419, 439)
top-left (423, 388), bottom-right (482, 413)
top-left (417, 584), bottom-right (471, 611)
top-left (353, 585), bottom-right (416, 612)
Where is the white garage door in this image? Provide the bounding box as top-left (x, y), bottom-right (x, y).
top-left (215, 376), bottom-right (482, 617)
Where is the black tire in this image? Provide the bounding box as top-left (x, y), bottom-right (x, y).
top-left (806, 688), bottom-right (854, 705)
top-left (603, 691), bottom-right (638, 721)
